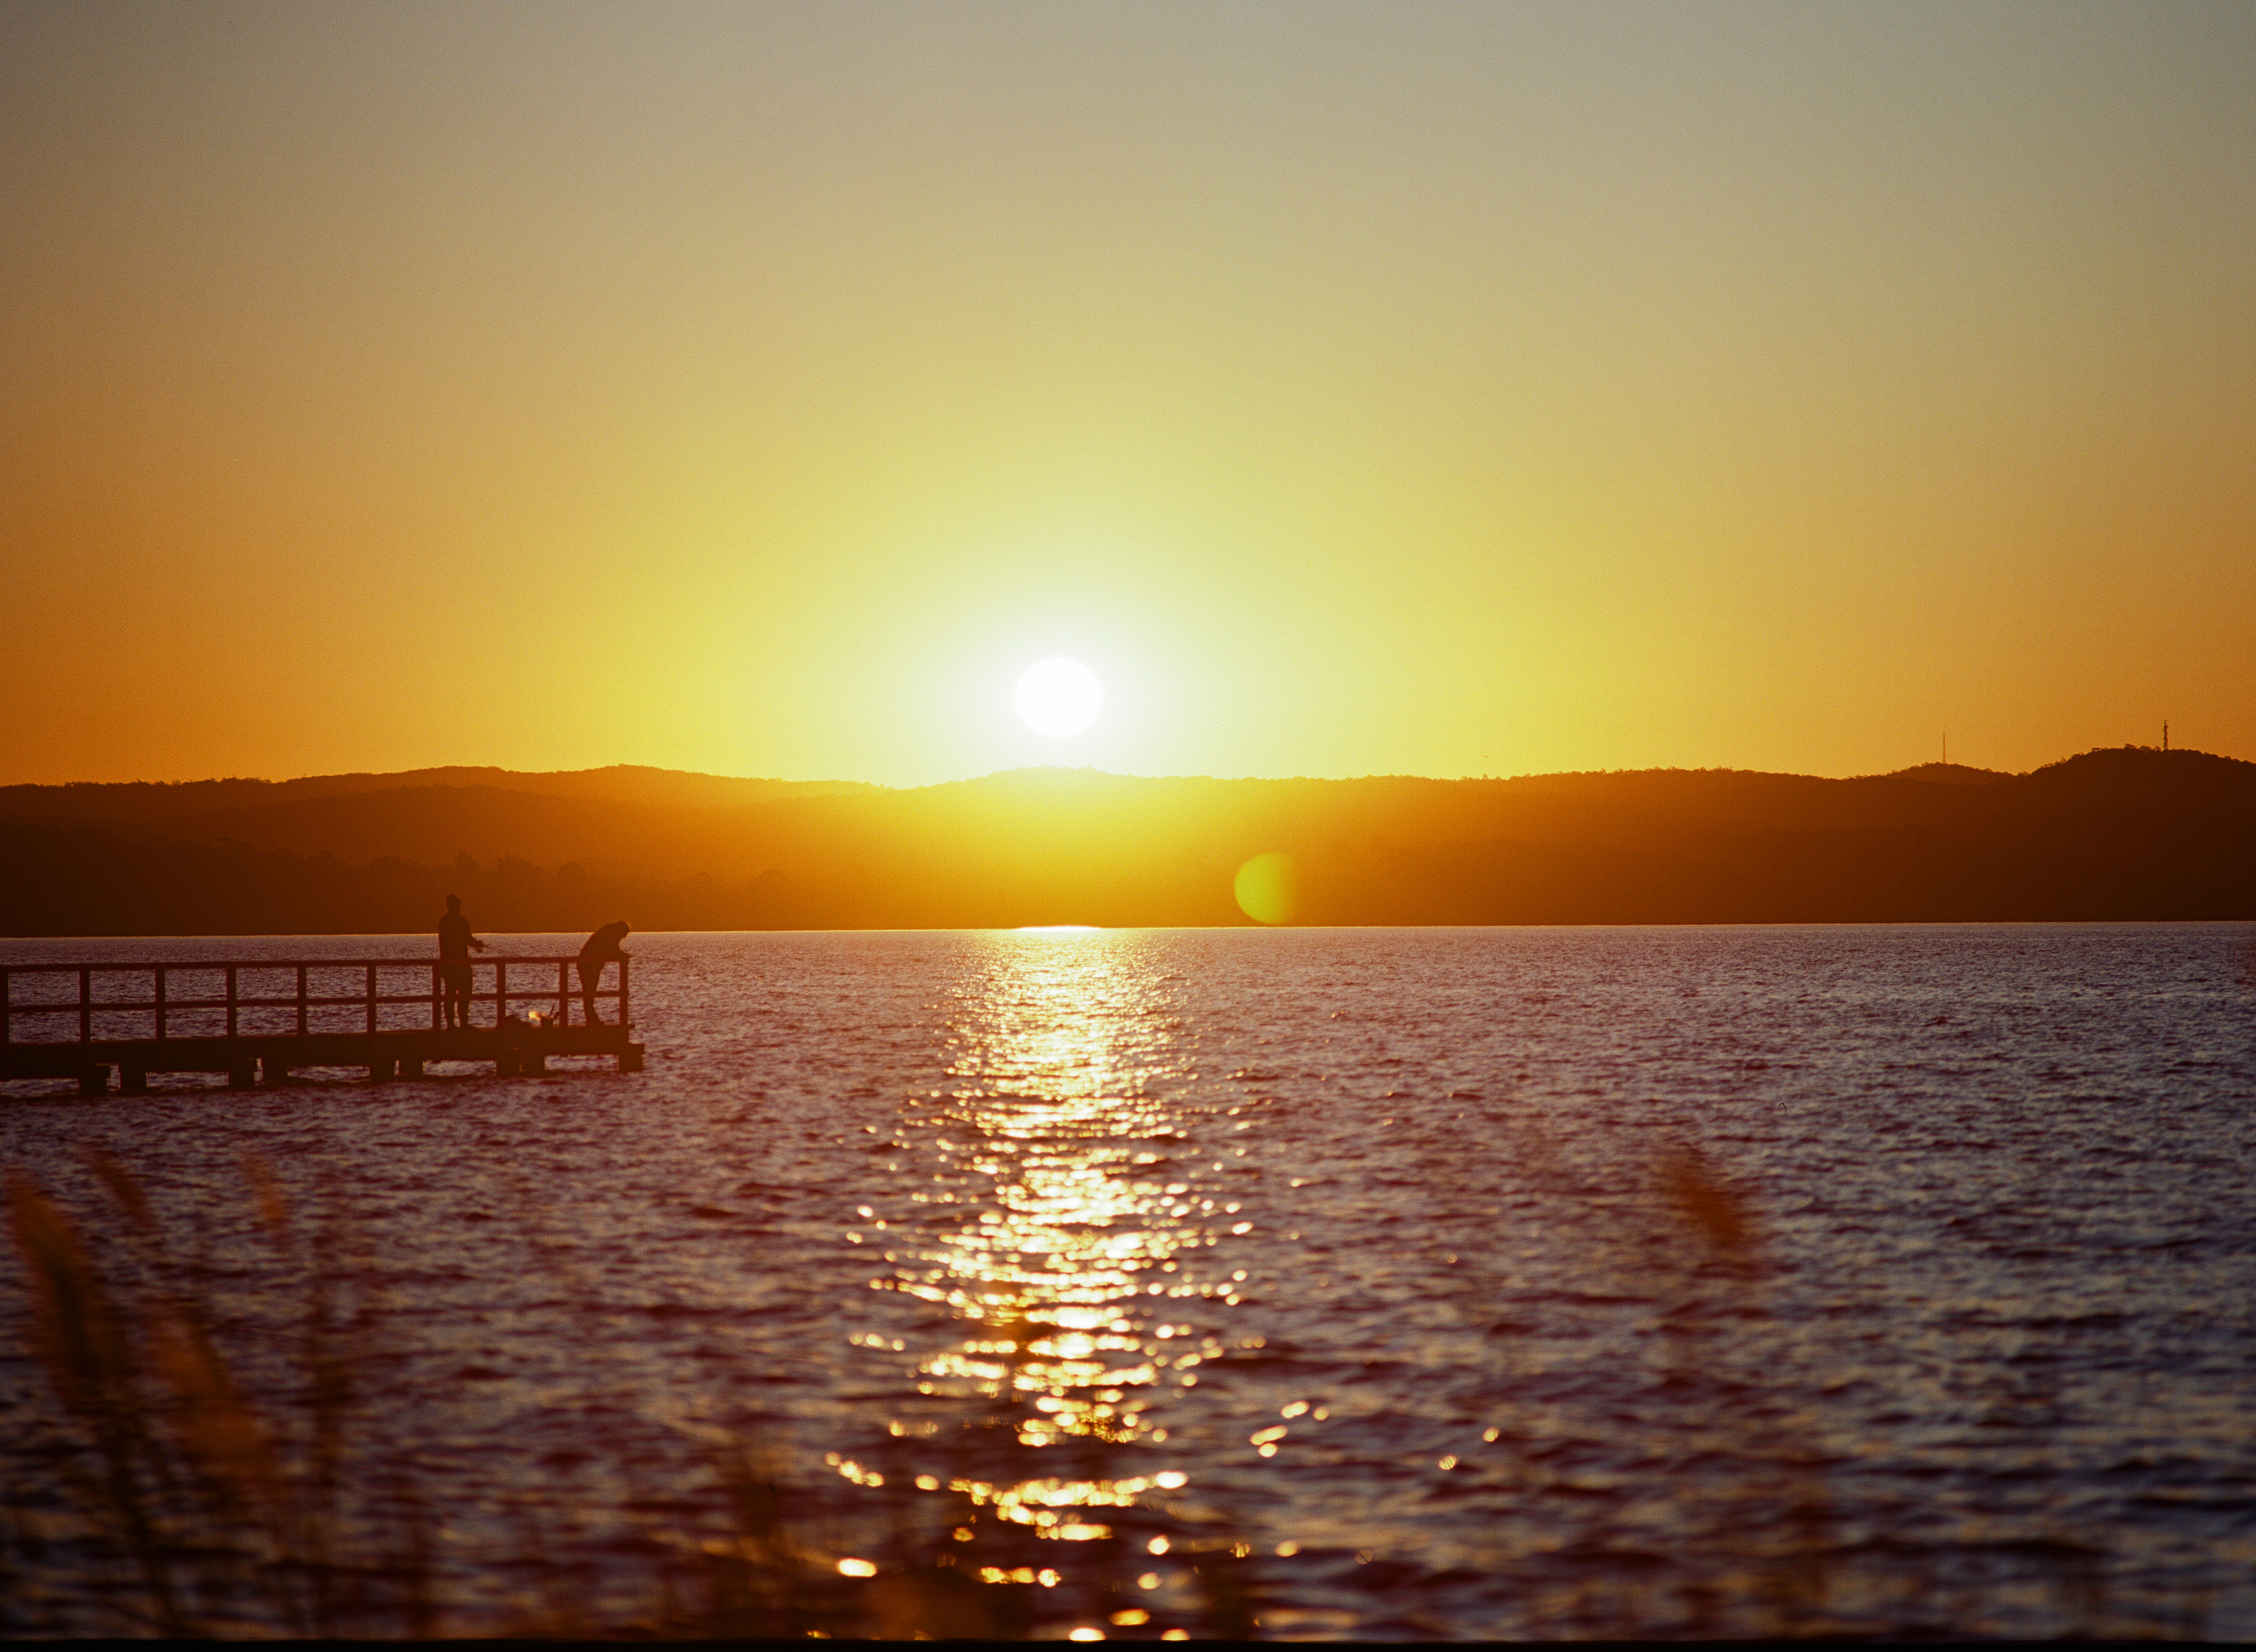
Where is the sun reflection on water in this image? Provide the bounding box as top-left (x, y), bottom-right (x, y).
top-left (850, 931), bottom-right (1246, 1567)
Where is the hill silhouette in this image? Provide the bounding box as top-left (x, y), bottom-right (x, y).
top-left (2, 747), bottom-right (2250, 935)
top-left (1881, 762), bottom-right (2012, 786)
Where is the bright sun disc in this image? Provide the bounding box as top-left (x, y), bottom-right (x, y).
top-left (1017, 659), bottom-right (1102, 736)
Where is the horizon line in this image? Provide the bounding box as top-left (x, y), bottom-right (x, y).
top-left (4, 742), bottom-right (2242, 795)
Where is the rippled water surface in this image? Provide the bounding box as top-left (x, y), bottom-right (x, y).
top-left (6, 924), bottom-right (2256, 1638)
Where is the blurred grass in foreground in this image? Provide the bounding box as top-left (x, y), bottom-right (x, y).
top-left (1, 1144), bottom-right (2221, 1639)
top-left (0, 1153), bottom-right (1260, 1639)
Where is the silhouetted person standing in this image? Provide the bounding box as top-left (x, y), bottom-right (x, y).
top-left (576, 921), bottom-right (630, 1025)
top-left (438, 894), bottom-right (487, 1029)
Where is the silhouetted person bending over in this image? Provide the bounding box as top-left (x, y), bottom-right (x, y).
top-left (576, 921), bottom-right (630, 1026)
top-left (438, 894), bottom-right (487, 1029)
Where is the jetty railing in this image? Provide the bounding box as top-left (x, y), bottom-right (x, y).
top-left (0, 956), bottom-right (629, 1047)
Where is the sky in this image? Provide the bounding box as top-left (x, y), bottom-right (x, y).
top-left (4, 1), bottom-right (2252, 787)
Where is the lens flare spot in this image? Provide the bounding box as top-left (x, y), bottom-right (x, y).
top-left (1234, 852), bottom-right (1301, 925)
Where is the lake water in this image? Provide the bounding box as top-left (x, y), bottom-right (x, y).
top-left (5, 924), bottom-right (2255, 1638)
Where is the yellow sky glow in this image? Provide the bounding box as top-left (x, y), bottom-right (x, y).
top-left (4, 1), bottom-right (2252, 785)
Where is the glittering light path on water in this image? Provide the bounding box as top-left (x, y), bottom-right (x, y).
top-left (833, 932), bottom-right (1283, 1630)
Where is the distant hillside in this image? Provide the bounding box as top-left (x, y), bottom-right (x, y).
top-left (2, 748), bottom-right (2250, 934)
top-left (1879, 762), bottom-right (2012, 785)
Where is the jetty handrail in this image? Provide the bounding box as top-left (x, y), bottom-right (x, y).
top-left (0, 955), bottom-right (629, 1046)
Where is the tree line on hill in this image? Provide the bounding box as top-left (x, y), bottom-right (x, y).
top-left (1, 746), bottom-right (2250, 935)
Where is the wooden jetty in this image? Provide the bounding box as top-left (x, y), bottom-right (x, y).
top-left (0, 956), bottom-right (643, 1095)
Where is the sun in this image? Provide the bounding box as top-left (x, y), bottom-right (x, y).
top-left (1016, 659), bottom-right (1102, 737)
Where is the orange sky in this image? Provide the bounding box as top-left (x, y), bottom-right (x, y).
top-left (5, 1), bottom-right (2252, 786)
